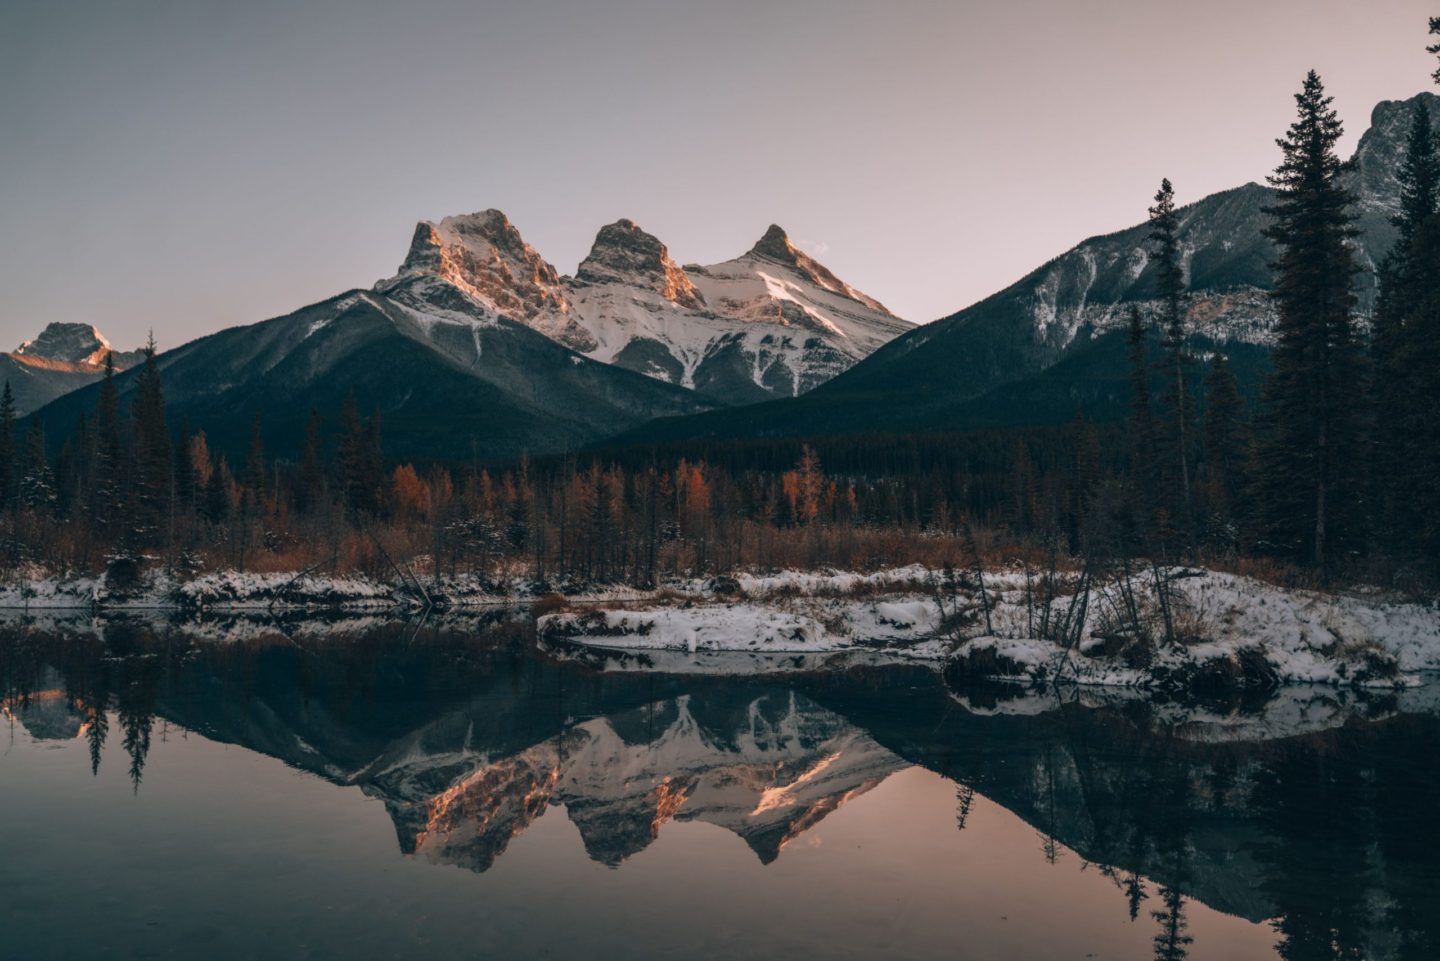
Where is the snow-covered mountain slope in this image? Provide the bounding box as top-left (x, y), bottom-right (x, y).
top-left (382, 210), bottom-right (911, 404)
top-left (621, 91), bottom-right (1440, 443)
top-left (1, 323), bottom-right (142, 415)
top-left (838, 92), bottom-right (1440, 395)
top-left (28, 279), bottom-right (710, 464)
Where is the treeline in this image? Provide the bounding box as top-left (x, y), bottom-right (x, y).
top-left (1, 60), bottom-right (1438, 589)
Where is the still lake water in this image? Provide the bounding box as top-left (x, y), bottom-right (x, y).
top-left (2, 612), bottom-right (1437, 961)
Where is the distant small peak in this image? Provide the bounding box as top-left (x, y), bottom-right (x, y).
top-left (15, 322), bottom-right (115, 365)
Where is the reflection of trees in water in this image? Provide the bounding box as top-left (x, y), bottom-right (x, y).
top-left (1001, 697), bottom-right (1440, 961)
top-left (116, 653), bottom-right (162, 792)
top-left (1, 630), bottom-right (164, 789)
top-left (1151, 883), bottom-right (1193, 961)
top-left (1029, 701), bottom-right (1198, 959)
top-left (954, 783), bottom-right (975, 832)
top-left (1248, 723), bottom-right (1440, 961)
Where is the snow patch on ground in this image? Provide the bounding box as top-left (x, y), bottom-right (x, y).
top-left (540, 566), bottom-right (1440, 691)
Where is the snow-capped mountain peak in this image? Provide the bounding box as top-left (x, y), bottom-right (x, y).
top-left (3, 322), bottom-right (145, 415)
top-left (745, 225), bottom-right (892, 315)
top-left (372, 208), bottom-right (912, 404)
top-left (15, 322), bottom-right (120, 367)
top-left (574, 219), bottom-right (705, 310)
top-left (388, 209), bottom-right (568, 321)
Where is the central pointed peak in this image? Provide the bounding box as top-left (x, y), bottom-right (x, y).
top-left (749, 224), bottom-right (797, 263)
top-left (576, 219), bottom-right (705, 309)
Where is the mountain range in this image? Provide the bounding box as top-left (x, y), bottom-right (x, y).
top-left (16, 91), bottom-right (1436, 460)
top-left (385, 211), bottom-right (909, 404)
top-left (22, 213), bottom-right (903, 461)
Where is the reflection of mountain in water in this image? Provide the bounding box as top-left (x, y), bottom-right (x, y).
top-left (382, 692), bottom-right (899, 872)
top-left (3, 616), bottom-right (1440, 960)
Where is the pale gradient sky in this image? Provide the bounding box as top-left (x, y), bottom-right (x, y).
top-left (1, 0), bottom-right (1435, 352)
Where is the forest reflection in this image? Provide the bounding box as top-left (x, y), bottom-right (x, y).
top-left (2, 613), bottom-right (1437, 961)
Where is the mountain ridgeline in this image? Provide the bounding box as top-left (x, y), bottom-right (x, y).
top-left (23, 213), bottom-right (909, 463)
top-left (15, 92), bottom-right (1437, 461)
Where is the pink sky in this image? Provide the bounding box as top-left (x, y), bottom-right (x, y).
top-left (1, 0), bottom-right (1435, 351)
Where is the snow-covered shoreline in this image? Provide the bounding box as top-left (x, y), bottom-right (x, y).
top-left (538, 565), bottom-right (1440, 691)
top-left (0, 565), bottom-right (649, 613)
top-left (4, 561), bottom-right (1438, 695)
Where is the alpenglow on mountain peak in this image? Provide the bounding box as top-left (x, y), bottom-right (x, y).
top-left (375, 208), bottom-right (911, 404)
top-left (574, 219), bottom-right (705, 310)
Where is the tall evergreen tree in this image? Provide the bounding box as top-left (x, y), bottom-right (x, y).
top-left (128, 336), bottom-right (171, 546)
top-left (1252, 72), bottom-right (1366, 570)
top-left (244, 414), bottom-right (267, 501)
top-left (60, 413), bottom-right (92, 518)
top-left (334, 392), bottom-right (366, 514)
top-left (1370, 100), bottom-right (1439, 548)
top-left (173, 417), bottom-right (198, 515)
top-left (296, 409), bottom-right (325, 512)
top-left (1148, 178), bottom-right (1194, 548)
top-left (19, 420), bottom-right (55, 512)
top-left (1429, 16), bottom-right (1440, 84)
top-left (1201, 354), bottom-right (1245, 540)
top-left (1125, 306), bottom-right (1159, 539)
top-left (0, 381), bottom-right (15, 509)
top-left (92, 352), bottom-right (123, 527)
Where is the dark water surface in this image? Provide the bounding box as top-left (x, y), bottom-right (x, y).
top-left (2, 612), bottom-right (1437, 960)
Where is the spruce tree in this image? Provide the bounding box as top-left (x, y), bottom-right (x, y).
top-left (173, 417), bottom-right (197, 515)
top-left (128, 336), bottom-right (171, 546)
top-left (93, 352), bottom-right (123, 528)
top-left (1125, 306), bottom-right (1159, 539)
top-left (19, 420), bottom-right (55, 512)
top-left (244, 414), bottom-right (266, 502)
top-left (334, 392), bottom-right (366, 514)
top-left (1371, 100), bottom-right (1439, 549)
top-left (203, 456), bottom-right (231, 523)
top-left (296, 409), bottom-right (324, 512)
top-left (1148, 178), bottom-right (1194, 548)
top-left (1201, 354), bottom-right (1245, 540)
top-left (62, 413), bottom-right (92, 518)
top-left (1252, 72), bottom-right (1366, 570)
top-left (0, 381), bottom-right (15, 510)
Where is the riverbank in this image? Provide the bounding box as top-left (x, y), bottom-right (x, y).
top-left (538, 565), bottom-right (1440, 691)
top-left (3, 561), bottom-right (1437, 694)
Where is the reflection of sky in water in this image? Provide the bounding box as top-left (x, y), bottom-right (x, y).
top-left (0, 722), bottom-right (1275, 961)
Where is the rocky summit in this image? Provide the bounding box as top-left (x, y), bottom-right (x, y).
top-left (381, 211), bottom-right (910, 405)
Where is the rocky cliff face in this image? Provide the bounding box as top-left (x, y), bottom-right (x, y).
top-left (573, 218), bottom-right (706, 310)
top-left (391, 210), bottom-right (568, 322)
top-left (378, 211), bottom-right (911, 405)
